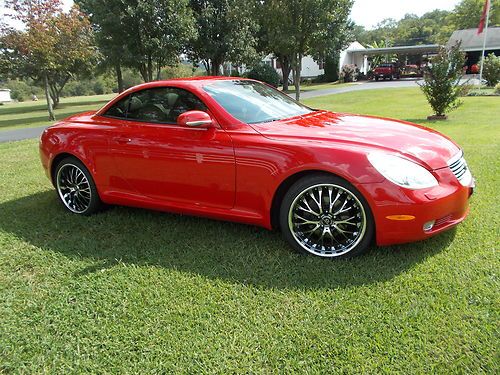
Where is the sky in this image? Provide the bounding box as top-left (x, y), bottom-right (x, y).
top-left (1, 0), bottom-right (462, 30)
top-left (351, 0), bottom-right (461, 29)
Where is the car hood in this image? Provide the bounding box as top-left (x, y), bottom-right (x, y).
top-left (249, 110), bottom-right (460, 170)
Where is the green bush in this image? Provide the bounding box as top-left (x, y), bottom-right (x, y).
top-left (5, 79), bottom-right (42, 102)
top-left (481, 53), bottom-right (500, 87)
top-left (245, 63), bottom-right (280, 87)
top-left (419, 44), bottom-right (466, 117)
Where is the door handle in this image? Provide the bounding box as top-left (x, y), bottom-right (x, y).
top-left (115, 137), bottom-right (132, 144)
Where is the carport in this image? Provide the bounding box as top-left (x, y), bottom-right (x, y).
top-left (339, 43), bottom-right (441, 75)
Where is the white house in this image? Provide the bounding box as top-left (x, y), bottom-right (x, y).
top-left (0, 89), bottom-right (12, 103)
top-left (262, 54), bottom-right (325, 80)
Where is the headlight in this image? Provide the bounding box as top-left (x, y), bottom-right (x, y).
top-left (368, 153), bottom-right (438, 189)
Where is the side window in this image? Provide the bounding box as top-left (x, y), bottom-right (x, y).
top-left (107, 87), bottom-right (207, 124)
top-left (105, 95), bottom-right (131, 118)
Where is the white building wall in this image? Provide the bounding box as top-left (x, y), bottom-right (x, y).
top-left (0, 89), bottom-right (12, 103)
top-left (262, 55), bottom-right (324, 79)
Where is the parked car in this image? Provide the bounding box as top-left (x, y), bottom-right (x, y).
top-left (373, 63), bottom-right (400, 81)
top-left (39, 78), bottom-right (474, 258)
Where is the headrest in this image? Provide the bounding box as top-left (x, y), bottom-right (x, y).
top-left (166, 92), bottom-right (179, 107)
top-left (128, 96), bottom-right (142, 112)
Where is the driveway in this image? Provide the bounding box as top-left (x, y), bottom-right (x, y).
top-left (300, 78), bottom-right (421, 99)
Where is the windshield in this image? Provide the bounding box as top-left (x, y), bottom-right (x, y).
top-left (203, 80), bottom-right (313, 124)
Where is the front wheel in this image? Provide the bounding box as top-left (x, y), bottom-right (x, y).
top-left (279, 174), bottom-right (374, 258)
top-left (54, 157), bottom-right (102, 215)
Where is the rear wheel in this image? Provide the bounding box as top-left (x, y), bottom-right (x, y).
top-left (279, 174), bottom-right (374, 258)
top-left (54, 157), bottom-right (102, 215)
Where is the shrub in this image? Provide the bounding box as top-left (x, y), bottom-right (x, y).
top-left (339, 64), bottom-right (357, 83)
top-left (495, 82), bottom-right (500, 94)
top-left (245, 63), bottom-right (280, 87)
top-left (5, 79), bottom-right (42, 101)
top-left (419, 44), bottom-right (466, 117)
top-left (481, 53), bottom-right (500, 87)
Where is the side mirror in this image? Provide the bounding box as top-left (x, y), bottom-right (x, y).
top-left (177, 110), bottom-right (214, 128)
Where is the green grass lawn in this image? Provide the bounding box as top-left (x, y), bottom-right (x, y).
top-left (1, 88), bottom-right (499, 373)
top-left (0, 94), bottom-right (116, 132)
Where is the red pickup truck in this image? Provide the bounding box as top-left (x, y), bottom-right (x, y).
top-left (373, 63), bottom-right (400, 81)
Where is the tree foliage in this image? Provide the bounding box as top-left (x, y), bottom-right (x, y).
top-left (419, 43), bottom-right (466, 117)
top-left (78, 0), bottom-right (196, 85)
top-left (1, 0), bottom-right (97, 119)
top-left (189, 0), bottom-right (259, 76)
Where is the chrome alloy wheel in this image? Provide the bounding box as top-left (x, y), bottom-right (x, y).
top-left (56, 163), bottom-right (92, 213)
top-left (288, 183), bottom-right (367, 257)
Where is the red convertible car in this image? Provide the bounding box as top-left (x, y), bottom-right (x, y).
top-left (39, 77), bottom-right (474, 258)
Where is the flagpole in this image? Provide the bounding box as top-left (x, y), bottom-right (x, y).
top-left (478, 0), bottom-right (491, 88)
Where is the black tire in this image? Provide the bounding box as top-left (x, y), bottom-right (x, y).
top-left (54, 156), bottom-right (102, 215)
top-left (279, 174), bottom-right (374, 258)
top-left (375, 77), bottom-right (379, 81)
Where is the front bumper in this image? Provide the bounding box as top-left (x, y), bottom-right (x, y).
top-left (359, 166), bottom-right (473, 246)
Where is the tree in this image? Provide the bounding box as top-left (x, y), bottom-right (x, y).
top-left (77, 0), bottom-right (196, 86)
top-left (285, 0), bottom-right (353, 101)
top-left (1, 0), bottom-right (97, 120)
top-left (418, 43), bottom-right (466, 118)
top-left (126, 0), bottom-right (196, 82)
top-left (447, 0), bottom-right (500, 30)
top-left (76, 0), bottom-right (132, 92)
top-left (189, 0), bottom-right (259, 76)
top-left (257, 0), bottom-right (295, 91)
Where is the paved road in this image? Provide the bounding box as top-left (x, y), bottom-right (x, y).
top-left (300, 78), bottom-right (421, 99)
top-left (0, 125), bottom-right (46, 143)
top-left (0, 78), bottom-right (425, 144)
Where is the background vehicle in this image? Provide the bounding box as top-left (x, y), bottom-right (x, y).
top-left (373, 63), bottom-right (401, 81)
top-left (39, 78), bottom-right (473, 259)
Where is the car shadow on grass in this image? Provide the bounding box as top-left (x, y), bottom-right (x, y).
top-left (0, 190), bottom-right (456, 290)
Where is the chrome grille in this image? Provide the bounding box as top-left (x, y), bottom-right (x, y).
top-left (448, 151), bottom-right (473, 186)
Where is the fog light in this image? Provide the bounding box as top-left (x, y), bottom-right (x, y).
top-left (423, 220), bottom-right (435, 232)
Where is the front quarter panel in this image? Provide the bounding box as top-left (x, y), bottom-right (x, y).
top-left (40, 123), bottom-right (111, 190)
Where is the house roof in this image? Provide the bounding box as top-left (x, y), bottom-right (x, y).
top-left (446, 27), bottom-right (500, 51)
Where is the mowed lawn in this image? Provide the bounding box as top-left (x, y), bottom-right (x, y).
top-left (0, 88), bottom-right (499, 373)
top-left (0, 94), bottom-right (115, 132)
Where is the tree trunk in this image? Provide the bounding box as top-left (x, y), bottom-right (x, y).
top-left (280, 55), bottom-right (291, 91)
top-left (210, 58), bottom-right (221, 76)
top-left (202, 59), bottom-right (211, 75)
top-left (294, 53), bottom-right (302, 101)
top-left (115, 64), bottom-right (124, 93)
top-left (156, 64), bottom-right (162, 80)
top-left (147, 55), bottom-right (153, 82)
top-left (44, 73), bottom-right (56, 121)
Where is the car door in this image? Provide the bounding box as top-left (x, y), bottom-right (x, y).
top-left (101, 86), bottom-right (236, 209)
